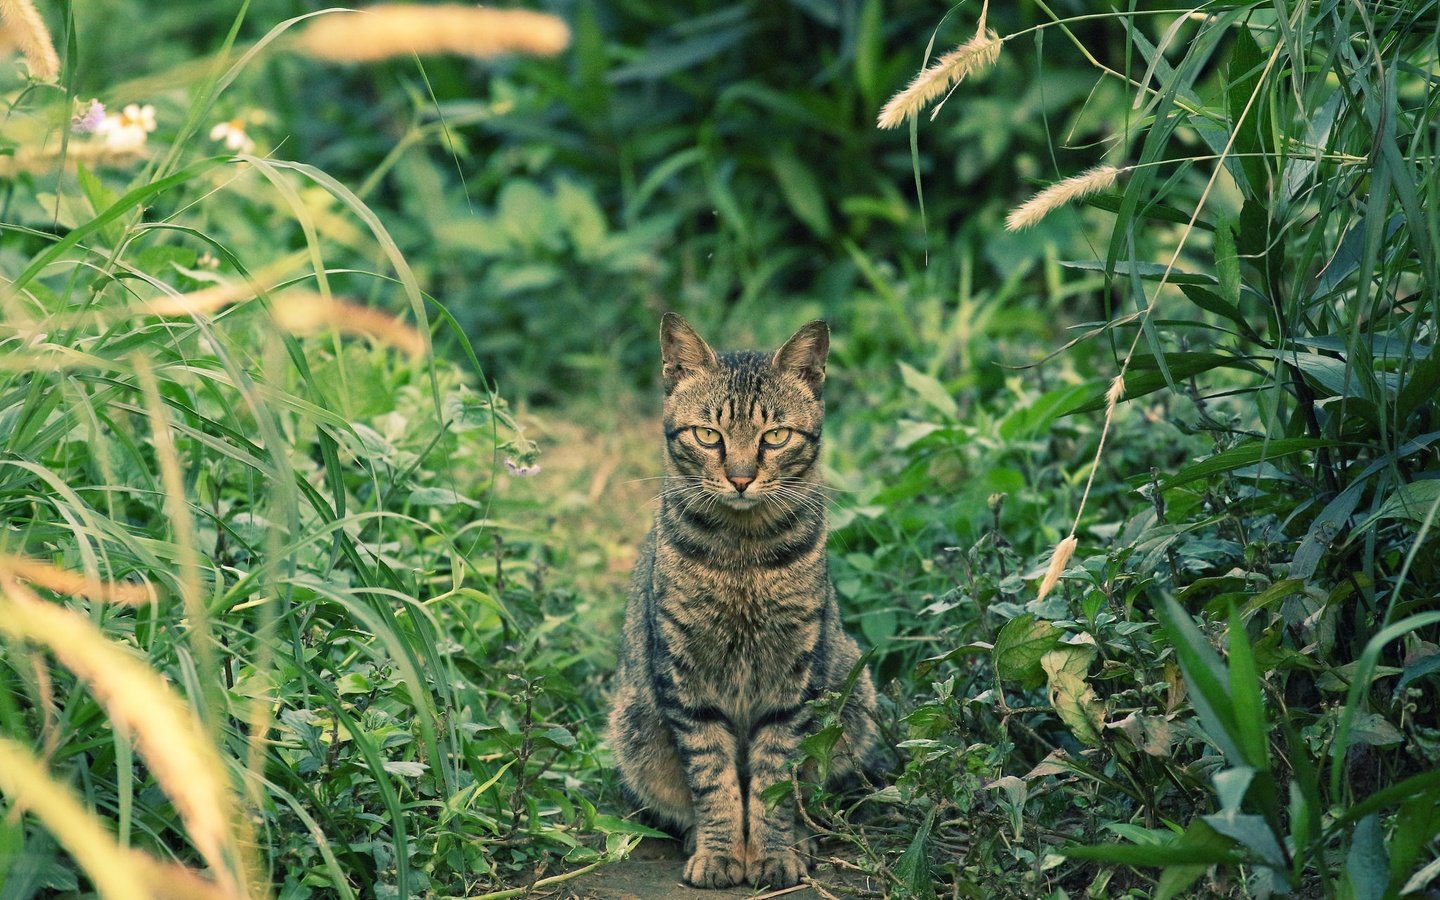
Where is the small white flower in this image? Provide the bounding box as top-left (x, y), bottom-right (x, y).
top-left (121, 103), bottom-right (157, 133)
top-left (95, 103), bottom-right (157, 152)
top-left (209, 118), bottom-right (255, 154)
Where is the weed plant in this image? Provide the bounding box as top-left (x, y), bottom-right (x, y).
top-left (839, 1), bottom-right (1440, 896)
top-left (0, 5), bottom-right (642, 897)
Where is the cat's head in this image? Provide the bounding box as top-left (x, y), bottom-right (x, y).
top-left (659, 313), bottom-right (827, 512)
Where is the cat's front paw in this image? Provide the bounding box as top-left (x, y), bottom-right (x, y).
top-left (683, 850), bottom-right (747, 888)
top-left (749, 849), bottom-right (806, 888)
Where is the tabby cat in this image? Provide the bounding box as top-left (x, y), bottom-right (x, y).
top-left (608, 313), bottom-right (879, 889)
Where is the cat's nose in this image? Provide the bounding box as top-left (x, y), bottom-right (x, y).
top-left (728, 475), bottom-right (753, 493)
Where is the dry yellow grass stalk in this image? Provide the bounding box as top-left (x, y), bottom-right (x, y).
top-left (0, 0), bottom-right (59, 80)
top-left (139, 279), bottom-right (260, 317)
top-left (272, 291), bottom-right (427, 358)
top-left (296, 4), bottom-right (570, 63)
top-left (1036, 535), bottom-right (1078, 601)
top-left (877, 28), bottom-right (1001, 129)
top-left (0, 580), bottom-right (245, 897)
top-left (129, 851), bottom-right (233, 900)
top-left (0, 552), bottom-right (154, 605)
top-left (1005, 165), bottom-right (1121, 231)
top-left (0, 736), bottom-right (151, 899)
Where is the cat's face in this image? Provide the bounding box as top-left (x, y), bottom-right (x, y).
top-left (659, 313), bottom-right (827, 513)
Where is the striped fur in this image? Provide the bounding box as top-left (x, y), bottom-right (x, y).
top-left (608, 314), bottom-right (879, 889)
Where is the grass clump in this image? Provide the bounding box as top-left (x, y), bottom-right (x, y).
top-left (0, 6), bottom-right (622, 896)
top-left (859, 1), bottom-right (1440, 895)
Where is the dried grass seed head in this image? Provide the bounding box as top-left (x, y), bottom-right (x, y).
top-left (1036, 535), bottom-right (1078, 601)
top-left (0, 0), bottom-right (60, 80)
top-left (297, 4), bottom-right (570, 63)
top-left (1005, 165), bottom-right (1121, 232)
top-left (877, 28), bottom-right (1001, 129)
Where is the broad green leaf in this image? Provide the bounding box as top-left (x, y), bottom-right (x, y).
top-left (554, 178), bottom-right (608, 254)
top-left (540, 726), bottom-right (576, 749)
top-left (897, 362), bottom-right (958, 420)
top-left (1390, 796), bottom-right (1440, 895)
top-left (1373, 480), bottom-right (1440, 524)
top-left (336, 673), bottom-right (373, 694)
top-left (1042, 647), bottom-right (1104, 745)
top-left (1341, 814), bottom-right (1388, 900)
top-left (382, 761), bottom-right (428, 777)
top-left (770, 148), bottom-right (831, 237)
top-left (1348, 712), bottom-right (1403, 747)
top-left (1202, 809), bottom-right (1287, 871)
top-left (992, 614), bottom-right (1062, 688)
top-left (893, 805), bottom-right (937, 900)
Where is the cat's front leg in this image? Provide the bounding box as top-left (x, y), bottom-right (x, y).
top-left (674, 716), bottom-right (748, 888)
top-left (743, 713), bottom-right (809, 888)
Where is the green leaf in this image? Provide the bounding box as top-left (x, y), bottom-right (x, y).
top-left (1372, 480), bottom-right (1440, 524)
top-left (1389, 796), bottom-right (1440, 895)
top-left (1059, 259), bottom-right (1217, 285)
top-left (1156, 820), bottom-right (1239, 899)
top-left (1225, 22), bottom-right (1268, 198)
top-left (1226, 606), bottom-right (1269, 769)
top-left (1062, 352), bottom-right (1256, 415)
top-left (554, 178), bottom-right (608, 254)
top-left (1063, 838), bottom-right (1244, 867)
top-left (897, 362), bottom-right (958, 420)
top-left (1042, 646), bottom-right (1104, 745)
top-left (992, 614), bottom-right (1062, 689)
top-left (590, 814), bottom-right (670, 838)
top-left (1342, 814), bottom-right (1388, 900)
top-left (1332, 614), bottom-right (1440, 799)
top-left (769, 148), bottom-right (831, 237)
top-left (893, 805), bottom-right (937, 899)
top-left (1348, 712), bottom-right (1403, 747)
top-left (539, 726), bottom-right (576, 749)
top-left (74, 164), bottom-right (123, 247)
top-left (336, 673), bottom-right (373, 695)
top-left (382, 761), bottom-right (428, 777)
top-left (1156, 596), bottom-right (1244, 765)
top-left (1215, 216), bottom-right (1241, 307)
top-left (1160, 438), bottom-right (1332, 491)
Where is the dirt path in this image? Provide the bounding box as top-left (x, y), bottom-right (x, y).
top-left (558, 838), bottom-right (874, 899)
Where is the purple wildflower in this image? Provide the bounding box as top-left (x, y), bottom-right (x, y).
top-left (504, 458), bottom-right (541, 478)
top-left (71, 98), bottom-right (105, 134)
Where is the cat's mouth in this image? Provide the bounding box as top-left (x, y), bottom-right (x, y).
top-left (720, 490), bottom-right (762, 510)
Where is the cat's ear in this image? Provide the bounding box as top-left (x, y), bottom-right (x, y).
top-left (660, 313), bottom-right (719, 390)
top-left (773, 320), bottom-right (829, 394)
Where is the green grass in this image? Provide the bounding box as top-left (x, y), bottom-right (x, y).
top-left (1, 1), bottom-right (1438, 898)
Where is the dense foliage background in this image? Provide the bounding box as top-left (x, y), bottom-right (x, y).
top-left (0, 1), bottom-right (1436, 897)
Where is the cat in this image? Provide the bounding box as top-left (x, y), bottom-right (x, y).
top-left (607, 313), bottom-right (880, 889)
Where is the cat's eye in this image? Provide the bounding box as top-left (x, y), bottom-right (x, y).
top-left (760, 427), bottom-right (792, 447)
top-left (692, 426), bottom-right (723, 446)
